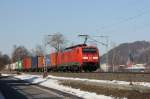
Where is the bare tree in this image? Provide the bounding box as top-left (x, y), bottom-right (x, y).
top-left (35, 45), bottom-right (45, 56)
top-left (0, 53), bottom-right (10, 70)
top-left (47, 32), bottom-right (67, 52)
top-left (11, 45), bottom-right (30, 62)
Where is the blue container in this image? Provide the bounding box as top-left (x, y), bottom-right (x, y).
top-left (46, 55), bottom-right (51, 66)
top-left (32, 56), bottom-right (38, 69)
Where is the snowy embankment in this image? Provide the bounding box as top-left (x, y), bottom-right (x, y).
top-left (3, 73), bottom-right (113, 99)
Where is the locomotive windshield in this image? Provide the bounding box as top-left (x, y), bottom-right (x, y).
top-left (82, 48), bottom-right (97, 53)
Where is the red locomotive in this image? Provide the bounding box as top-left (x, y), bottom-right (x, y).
top-left (50, 44), bottom-right (100, 72)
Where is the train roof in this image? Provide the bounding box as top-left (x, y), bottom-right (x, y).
top-left (65, 44), bottom-right (87, 50)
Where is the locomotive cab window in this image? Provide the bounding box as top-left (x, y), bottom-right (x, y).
top-left (82, 48), bottom-right (97, 53)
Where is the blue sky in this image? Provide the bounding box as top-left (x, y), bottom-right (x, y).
top-left (0, 0), bottom-right (150, 55)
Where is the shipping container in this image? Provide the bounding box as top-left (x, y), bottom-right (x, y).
top-left (46, 55), bottom-right (51, 67)
top-left (38, 56), bottom-right (45, 68)
top-left (10, 62), bottom-right (17, 70)
top-left (17, 60), bottom-right (23, 70)
top-left (23, 57), bottom-right (32, 70)
top-left (50, 53), bottom-right (57, 68)
top-left (32, 56), bottom-right (38, 69)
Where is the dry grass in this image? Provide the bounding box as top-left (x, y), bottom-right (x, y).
top-left (60, 80), bottom-right (150, 99)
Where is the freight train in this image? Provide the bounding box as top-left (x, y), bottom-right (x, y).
top-left (10, 44), bottom-right (100, 72)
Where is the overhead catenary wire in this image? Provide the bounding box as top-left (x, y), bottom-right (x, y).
top-left (88, 37), bottom-right (108, 47)
top-left (100, 9), bottom-right (150, 30)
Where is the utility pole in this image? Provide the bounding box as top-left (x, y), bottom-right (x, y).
top-left (47, 34), bottom-right (59, 71)
top-left (43, 35), bottom-right (48, 78)
top-left (43, 34), bottom-right (55, 78)
top-left (111, 42), bottom-right (116, 72)
top-left (106, 36), bottom-right (109, 72)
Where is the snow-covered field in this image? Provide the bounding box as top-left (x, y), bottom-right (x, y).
top-left (2, 73), bottom-right (150, 99)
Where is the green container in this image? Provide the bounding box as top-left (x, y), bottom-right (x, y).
top-left (17, 60), bottom-right (23, 70)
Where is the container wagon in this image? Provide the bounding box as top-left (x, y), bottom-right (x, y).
top-left (46, 54), bottom-right (51, 71)
top-left (32, 56), bottom-right (38, 71)
top-left (38, 56), bottom-right (45, 72)
top-left (50, 53), bottom-right (57, 69)
top-left (10, 62), bottom-right (18, 71)
top-left (23, 57), bottom-right (32, 71)
top-left (17, 60), bottom-right (23, 71)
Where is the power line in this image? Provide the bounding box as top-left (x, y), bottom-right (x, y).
top-left (100, 9), bottom-right (150, 30)
top-left (88, 37), bottom-right (108, 47)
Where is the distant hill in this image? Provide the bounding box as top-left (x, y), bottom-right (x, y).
top-left (101, 41), bottom-right (150, 67)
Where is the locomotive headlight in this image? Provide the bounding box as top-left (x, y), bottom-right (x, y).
top-left (93, 57), bottom-right (98, 59)
top-left (83, 57), bottom-right (88, 59)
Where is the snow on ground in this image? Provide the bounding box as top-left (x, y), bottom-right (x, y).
top-left (13, 74), bottom-right (114, 99)
top-left (1, 74), bottom-right (11, 76)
